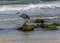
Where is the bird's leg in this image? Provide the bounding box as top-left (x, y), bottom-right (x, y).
top-left (23, 19), bottom-right (28, 26)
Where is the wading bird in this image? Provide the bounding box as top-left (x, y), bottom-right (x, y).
top-left (16, 12), bottom-right (30, 26)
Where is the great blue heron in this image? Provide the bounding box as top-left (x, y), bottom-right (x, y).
top-left (16, 12), bottom-right (30, 26)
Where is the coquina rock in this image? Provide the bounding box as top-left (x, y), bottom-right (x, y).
top-left (36, 23), bottom-right (48, 28)
top-left (52, 23), bottom-right (60, 26)
top-left (47, 24), bottom-right (57, 30)
top-left (18, 25), bottom-right (35, 31)
top-left (35, 19), bottom-right (45, 23)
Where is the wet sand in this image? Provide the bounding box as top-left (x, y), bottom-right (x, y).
top-left (0, 31), bottom-right (60, 43)
top-left (0, 36), bottom-right (60, 43)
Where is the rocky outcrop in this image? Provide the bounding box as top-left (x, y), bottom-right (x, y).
top-left (47, 24), bottom-right (57, 30)
top-left (18, 25), bottom-right (35, 31)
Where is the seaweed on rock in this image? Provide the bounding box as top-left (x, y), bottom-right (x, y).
top-left (47, 24), bottom-right (57, 30)
top-left (18, 25), bottom-right (35, 31)
top-left (17, 18), bottom-right (58, 31)
top-left (35, 19), bottom-right (45, 23)
top-left (36, 23), bottom-right (48, 28)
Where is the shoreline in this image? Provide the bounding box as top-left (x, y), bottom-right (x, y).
top-left (0, 36), bottom-right (60, 43)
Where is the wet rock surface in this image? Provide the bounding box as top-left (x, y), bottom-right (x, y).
top-left (47, 24), bottom-right (57, 30)
top-left (17, 19), bottom-right (60, 31)
top-left (18, 25), bottom-right (35, 31)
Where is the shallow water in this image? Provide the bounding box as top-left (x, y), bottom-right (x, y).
top-left (0, 0), bottom-right (60, 43)
top-left (1, 30), bottom-right (60, 43)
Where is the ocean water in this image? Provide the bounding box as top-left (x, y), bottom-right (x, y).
top-left (0, 0), bottom-right (60, 43)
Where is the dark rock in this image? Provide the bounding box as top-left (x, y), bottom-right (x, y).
top-left (47, 24), bottom-right (57, 30)
top-left (36, 23), bottom-right (48, 28)
top-left (18, 25), bottom-right (35, 31)
top-left (35, 19), bottom-right (45, 23)
top-left (52, 23), bottom-right (60, 26)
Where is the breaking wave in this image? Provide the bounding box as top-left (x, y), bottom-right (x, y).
top-left (0, 4), bottom-right (60, 16)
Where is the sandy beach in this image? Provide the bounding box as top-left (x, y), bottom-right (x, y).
top-left (0, 36), bottom-right (60, 43)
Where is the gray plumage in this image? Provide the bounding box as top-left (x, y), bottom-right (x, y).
top-left (16, 12), bottom-right (30, 19)
top-left (16, 12), bottom-right (30, 26)
top-left (20, 13), bottom-right (30, 19)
